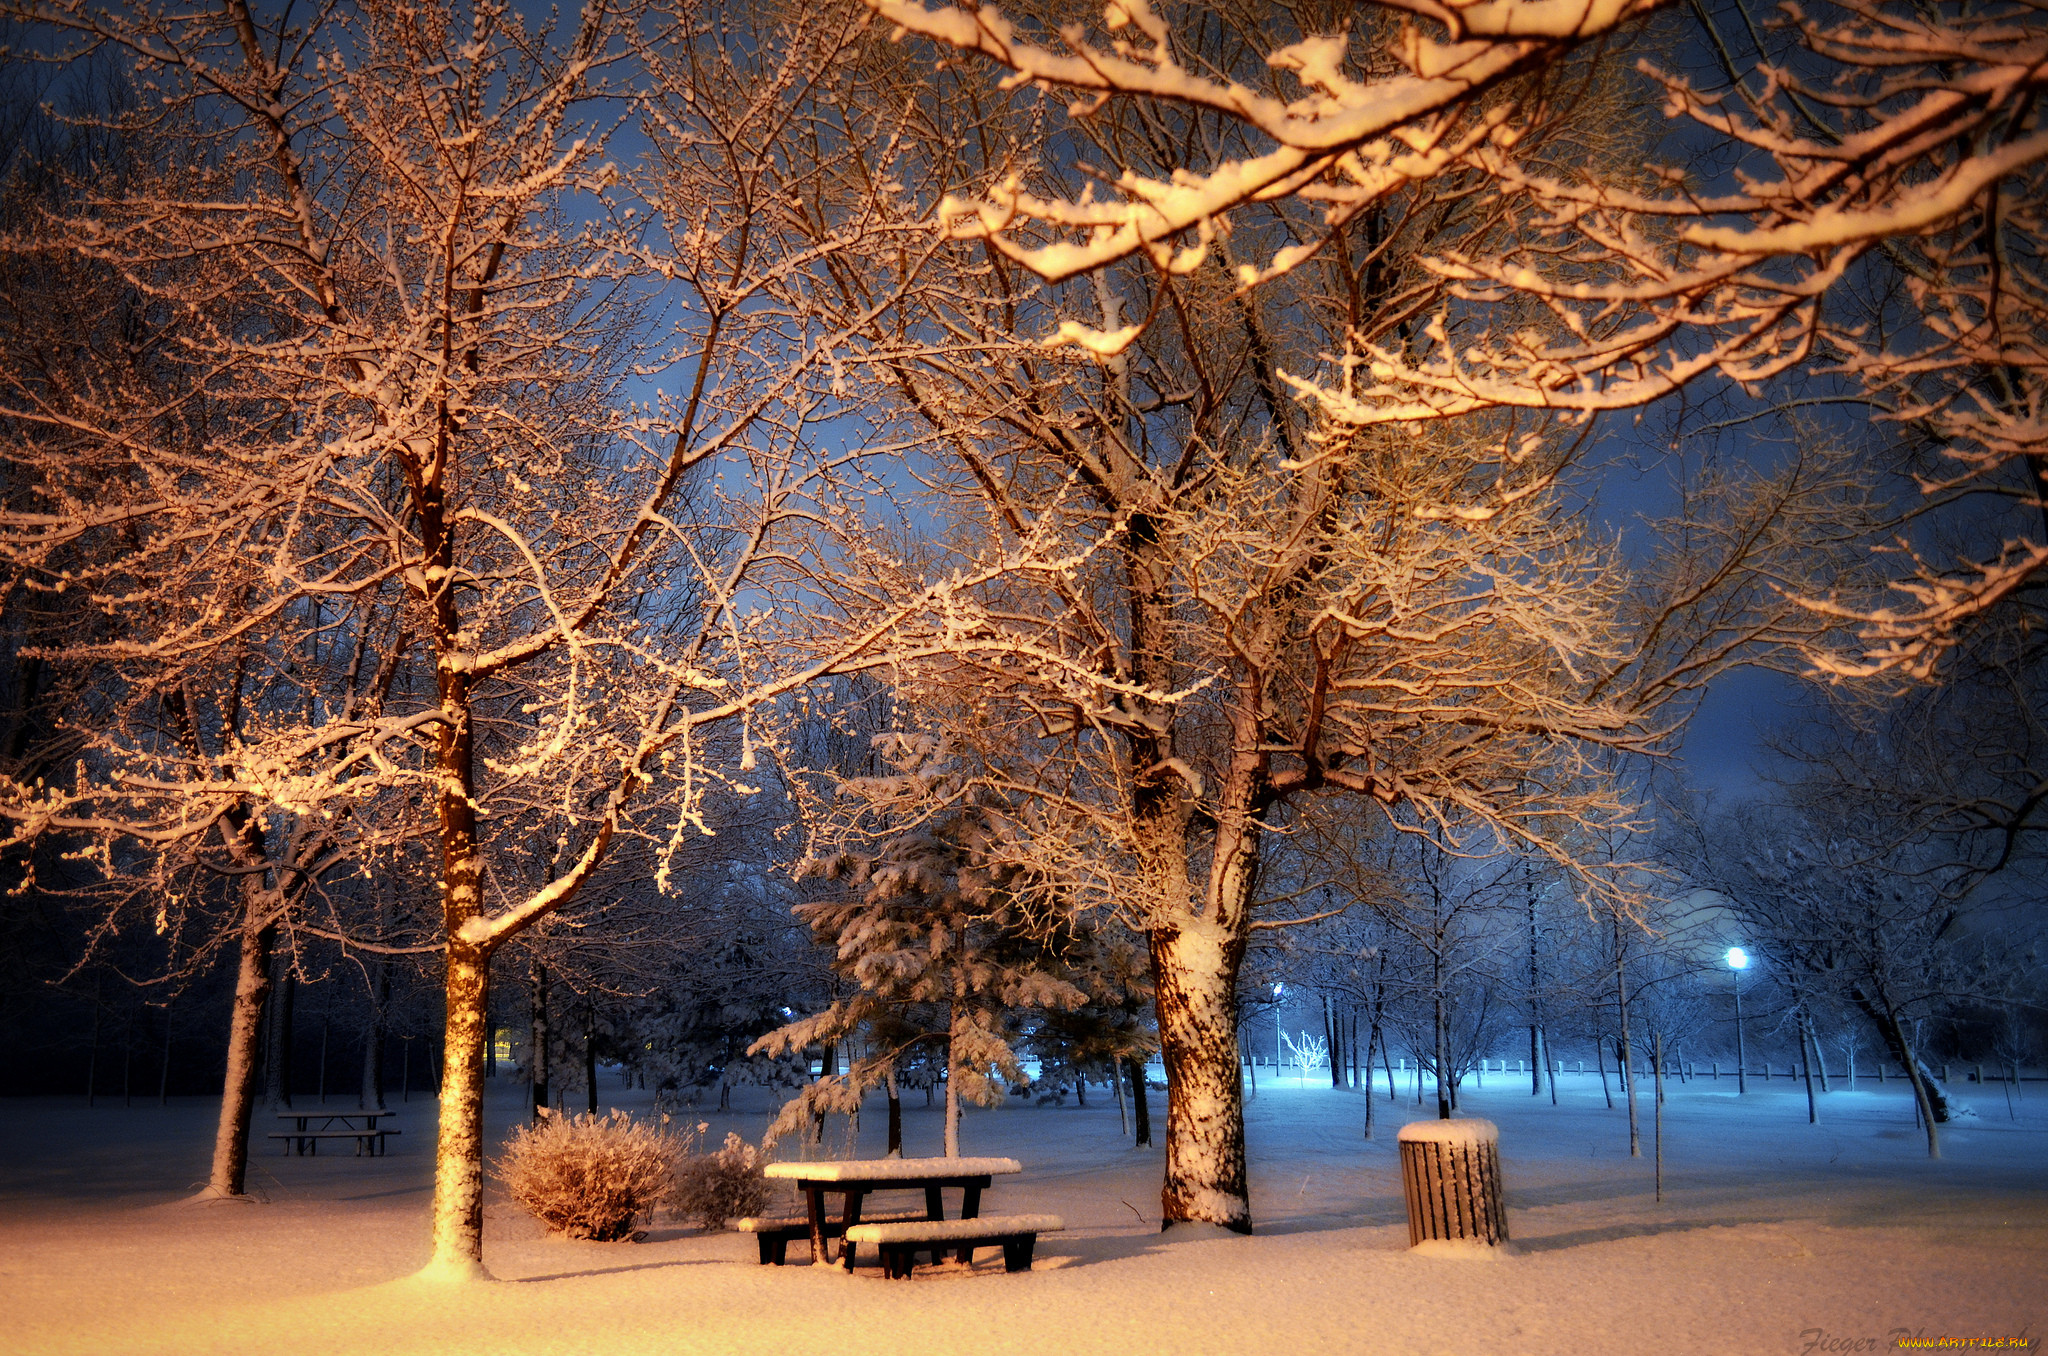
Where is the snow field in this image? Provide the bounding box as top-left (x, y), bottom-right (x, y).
top-left (1, 1071), bottom-right (2042, 1356)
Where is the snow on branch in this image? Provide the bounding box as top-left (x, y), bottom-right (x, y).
top-left (872, 0), bottom-right (1660, 292)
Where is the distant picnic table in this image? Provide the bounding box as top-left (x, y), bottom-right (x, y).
top-left (268, 1109), bottom-right (401, 1157)
top-left (760, 1157), bottom-right (1021, 1270)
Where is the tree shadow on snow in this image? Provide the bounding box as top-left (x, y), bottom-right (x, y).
top-left (1251, 1203), bottom-right (1410, 1236)
top-left (1511, 1216), bottom-right (1763, 1253)
top-left (334, 1185), bottom-right (432, 1202)
top-left (506, 1257), bottom-right (726, 1284)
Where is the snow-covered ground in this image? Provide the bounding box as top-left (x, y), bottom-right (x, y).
top-left (3, 1070), bottom-right (2042, 1355)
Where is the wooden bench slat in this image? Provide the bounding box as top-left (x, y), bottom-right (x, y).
top-left (844, 1213), bottom-right (1063, 1244)
top-left (841, 1214), bottom-right (1063, 1278)
top-left (734, 1210), bottom-right (923, 1234)
top-left (733, 1211), bottom-right (927, 1266)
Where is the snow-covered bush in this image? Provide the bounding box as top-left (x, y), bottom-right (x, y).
top-left (497, 1110), bottom-right (678, 1242)
top-left (671, 1130), bottom-right (768, 1230)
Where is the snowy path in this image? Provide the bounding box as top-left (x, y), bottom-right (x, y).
top-left (2, 1074), bottom-right (2042, 1355)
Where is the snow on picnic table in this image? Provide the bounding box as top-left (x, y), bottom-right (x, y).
top-left (763, 1156), bottom-right (1021, 1181)
top-left (2, 1075), bottom-right (2043, 1356)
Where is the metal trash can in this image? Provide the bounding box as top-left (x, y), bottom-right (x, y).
top-left (1397, 1117), bottom-right (1508, 1250)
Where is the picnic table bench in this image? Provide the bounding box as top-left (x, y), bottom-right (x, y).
top-left (761, 1157), bottom-right (1022, 1270)
top-left (734, 1210), bottom-right (927, 1266)
top-left (267, 1109), bottom-right (401, 1157)
top-left (844, 1213), bottom-right (1065, 1278)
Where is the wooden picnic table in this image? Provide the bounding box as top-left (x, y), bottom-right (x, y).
top-left (270, 1109), bottom-right (401, 1156)
top-left (761, 1157), bottom-right (1022, 1269)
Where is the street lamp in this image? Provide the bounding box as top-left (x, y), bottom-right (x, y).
top-left (1273, 983), bottom-right (1285, 1076)
top-left (1726, 947), bottom-right (1750, 1094)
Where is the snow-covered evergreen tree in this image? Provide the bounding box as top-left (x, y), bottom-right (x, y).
top-left (754, 738), bottom-right (1087, 1156)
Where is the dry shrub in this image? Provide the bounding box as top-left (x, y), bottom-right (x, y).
top-left (672, 1129), bottom-right (769, 1230)
top-left (497, 1109), bottom-right (678, 1241)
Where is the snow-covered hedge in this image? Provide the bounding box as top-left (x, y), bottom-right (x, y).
top-left (497, 1110), bottom-right (679, 1242)
top-left (672, 1130), bottom-right (768, 1230)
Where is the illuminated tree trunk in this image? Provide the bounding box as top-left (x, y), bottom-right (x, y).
top-left (529, 960), bottom-right (549, 1120)
top-left (943, 1005), bottom-right (963, 1159)
top-left (425, 938), bottom-right (491, 1280)
top-left (1150, 917), bottom-right (1250, 1232)
top-left (203, 908), bottom-right (275, 1198)
top-left (422, 644), bottom-right (494, 1280)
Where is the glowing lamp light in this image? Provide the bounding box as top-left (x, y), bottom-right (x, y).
top-left (1726, 946), bottom-right (1751, 971)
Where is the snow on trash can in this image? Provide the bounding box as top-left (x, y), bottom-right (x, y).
top-left (1397, 1118), bottom-right (1508, 1253)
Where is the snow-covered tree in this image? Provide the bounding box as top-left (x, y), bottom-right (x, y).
top-left (781, 0), bottom-right (1875, 1233)
top-left (755, 741), bottom-right (1088, 1157)
top-left (0, 0), bottom-right (953, 1277)
top-left (609, 861), bottom-right (821, 1112)
top-left (786, 0), bottom-right (1900, 1245)
top-left (1024, 920), bottom-right (1156, 1124)
top-left (874, 0), bottom-right (2048, 675)
top-left (1661, 729), bottom-right (2031, 1157)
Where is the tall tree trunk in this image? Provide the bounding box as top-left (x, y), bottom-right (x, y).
top-left (583, 1000), bottom-right (598, 1117)
top-left (1127, 1054), bottom-right (1153, 1148)
top-left (1326, 995), bottom-right (1344, 1089)
top-left (1596, 1034), bottom-right (1613, 1109)
top-left (1114, 1054), bottom-right (1128, 1134)
top-left (1618, 1035), bottom-right (1641, 1157)
top-left (1799, 1007), bottom-right (1819, 1124)
top-left (1853, 989), bottom-right (1954, 1124)
top-left (204, 911), bottom-right (275, 1198)
top-left (360, 948), bottom-right (390, 1112)
top-left (265, 963), bottom-right (296, 1109)
top-left (1149, 919), bottom-right (1249, 1231)
top-left (1616, 931), bottom-right (1639, 1156)
top-left (943, 1002), bottom-right (963, 1158)
top-left (1881, 1010), bottom-right (1943, 1158)
top-left (1349, 1010), bottom-right (1360, 1089)
top-left (1653, 1030), bottom-right (1665, 1203)
top-left (158, 999), bottom-right (174, 1105)
top-left (529, 960), bottom-right (549, 1121)
top-left (424, 937), bottom-right (491, 1280)
top-left (1527, 867), bottom-right (1544, 1095)
top-left (1432, 971), bottom-right (1451, 1121)
top-left (418, 510), bottom-right (498, 1281)
top-left (1361, 1020), bottom-right (1379, 1139)
top-left (886, 1065), bottom-right (903, 1156)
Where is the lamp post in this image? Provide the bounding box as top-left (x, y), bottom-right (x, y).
top-left (1273, 983), bottom-right (1285, 1078)
top-left (1727, 947), bottom-right (1750, 1094)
